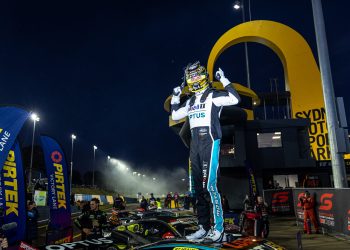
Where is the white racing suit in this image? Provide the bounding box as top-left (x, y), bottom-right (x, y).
top-left (171, 84), bottom-right (240, 233)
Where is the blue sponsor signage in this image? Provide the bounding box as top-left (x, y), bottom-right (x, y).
top-left (40, 136), bottom-right (71, 229)
top-left (0, 141), bottom-right (26, 243)
top-left (0, 106), bottom-right (29, 172)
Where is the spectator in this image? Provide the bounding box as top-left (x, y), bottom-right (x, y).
top-left (164, 193), bottom-right (172, 209)
top-left (192, 195), bottom-right (197, 214)
top-left (243, 194), bottom-right (254, 211)
top-left (74, 198), bottom-right (108, 240)
top-left (149, 193), bottom-right (156, 204)
top-left (174, 192), bottom-right (179, 208)
top-left (266, 180), bottom-right (275, 189)
top-left (70, 193), bottom-right (75, 206)
top-left (156, 198), bottom-right (162, 209)
top-left (184, 192), bottom-right (191, 210)
top-left (113, 194), bottom-right (126, 210)
top-left (254, 196), bottom-right (269, 237)
top-left (255, 196), bottom-right (268, 216)
top-left (76, 200), bottom-right (81, 210)
top-left (26, 201), bottom-right (39, 244)
top-left (148, 194), bottom-right (157, 210)
top-left (299, 191), bottom-right (319, 234)
top-left (275, 182), bottom-right (282, 189)
top-left (81, 200), bottom-right (90, 213)
top-left (222, 195), bottom-right (230, 213)
top-left (119, 194), bottom-right (126, 206)
top-left (140, 196), bottom-right (148, 211)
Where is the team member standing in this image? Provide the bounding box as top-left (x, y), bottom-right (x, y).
top-left (26, 201), bottom-right (39, 244)
top-left (171, 62), bottom-right (240, 242)
top-left (75, 198), bottom-right (108, 239)
top-left (113, 193), bottom-right (125, 210)
top-left (299, 190), bottom-right (319, 234)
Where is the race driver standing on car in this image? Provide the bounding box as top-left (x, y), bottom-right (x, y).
top-left (171, 61), bottom-right (240, 242)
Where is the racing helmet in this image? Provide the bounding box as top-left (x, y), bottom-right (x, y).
top-left (185, 61), bottom-right (209, 93)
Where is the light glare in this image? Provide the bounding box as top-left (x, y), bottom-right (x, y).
top-left (31, 113), bottom-right (40, 122)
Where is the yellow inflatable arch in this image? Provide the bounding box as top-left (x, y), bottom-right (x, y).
top-left (207, 20), bottom-right (328, 161)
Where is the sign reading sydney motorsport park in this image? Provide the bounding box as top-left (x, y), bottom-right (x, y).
top-left (295, 108), bottom-right (330, 161)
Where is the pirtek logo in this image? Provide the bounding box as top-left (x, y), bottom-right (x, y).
top-left (51, 151), bottom-right (63, 163)
top-left (319, 193), bottom-right (333, 211)
top-left (272, 192), bottom-right (289, 204)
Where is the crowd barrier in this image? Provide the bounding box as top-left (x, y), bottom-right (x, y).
top-left (74, 194), bottom-right (138, 205)
top-left (263, 188), bottom-right (295, 216)
top-left (264, 188), bottom-right (350, 235)
top-left (293, 188), bottom-right (350, 235)
top-left (74, 194), bottom-right (113, 205)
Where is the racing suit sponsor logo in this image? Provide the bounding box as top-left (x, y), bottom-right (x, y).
top-left (198, 128), bottom-right (208, 136)
top-left (210, 185), bottom-right (221, 217)
top-left (188, 103), bottom-right (205, 112)
top-left (202, 161), bottom-right (208, 188)
top-left (189, 113), bottom-right (205, 119)
top-left (188, 103), bottom-right (206, 120)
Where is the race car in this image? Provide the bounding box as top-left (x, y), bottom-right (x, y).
top-left (136, 236), bottom-right (285, 250)
top-left (43, 219), bottom-right (284, 250)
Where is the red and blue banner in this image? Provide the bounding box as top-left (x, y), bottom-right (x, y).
top-left (0, 141), bottom-right (27, 244)
top-left (40, 135), bottom-right (71, 232)
top-left (0, 106), bottom-right (29, 172)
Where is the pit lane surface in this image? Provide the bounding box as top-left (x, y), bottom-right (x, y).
top-left (36, 204), bottom-right (137, 246)
top-left (37, 206), bottom-right (350, 249)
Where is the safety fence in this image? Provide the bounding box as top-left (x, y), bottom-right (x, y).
top-left (263, 188), bottom-right (350, 235)
top-left (74, 194), bottom-right (114, 205)
top-left (263, 188), bottom-right (295, 216)
top-left (74, 194), bottom-right (138, 204)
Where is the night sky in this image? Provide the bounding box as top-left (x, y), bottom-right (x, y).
top-left (1, 0), bottom-right (350, 176)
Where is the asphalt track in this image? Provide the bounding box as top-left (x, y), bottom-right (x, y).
top-left (268, 216), bottom-right (350, 250)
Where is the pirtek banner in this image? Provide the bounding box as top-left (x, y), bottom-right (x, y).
top-left (0, 106), bottom-right (29, 172)
top-left (40, 135), bottom-right (71, 231)
top-left (292, 188), bottom-right (350, 235)
top-left (263, 189), bottom-right (294, 216)
top-left (0, 141), bottom-right (27, 244)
